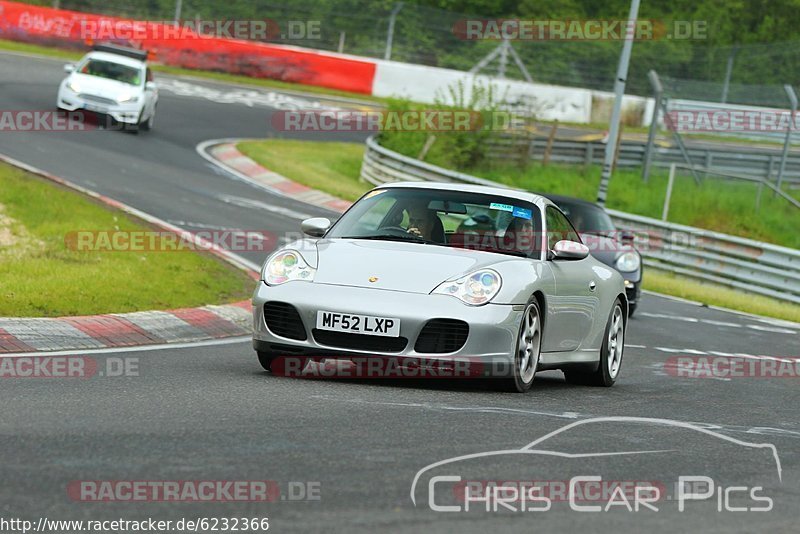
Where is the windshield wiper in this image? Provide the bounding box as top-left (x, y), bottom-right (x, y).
top-left (340, 234), bottom-right (440, 245)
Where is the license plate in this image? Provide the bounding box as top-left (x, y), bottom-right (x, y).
top-left (83, 103), bottom-right (106, 113)
top-left (316, 311), bottom-right (400, 337)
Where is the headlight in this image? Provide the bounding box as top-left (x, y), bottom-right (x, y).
top-left (66, 80), bottom-right (81, 93)
top-left (432, 269), bottom-right (502, 306)
top-left (117, 93), bottom-right (139, 103)
top-left (262, 250), bottom-right (316, 285)
top-left (615, 251), bottom-right (641, 272)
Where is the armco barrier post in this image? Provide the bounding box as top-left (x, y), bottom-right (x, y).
top-left (173, 0), bottom-right (183, 24)
top-left (662, 164), bottom-right (676, 221)
top-left (542, 121), bottom-right (558, 166)
top-left (597, 0), bottom-right (641, 206)
top-left (643, 70), bottom-right (663, 182)
top-left (384, 3), bottom-right (404, 60)
top-left (776, 84), bottom-right (798, 196)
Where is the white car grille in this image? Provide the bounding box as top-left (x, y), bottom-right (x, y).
top-left (78, 94), bottom-right (117, 105)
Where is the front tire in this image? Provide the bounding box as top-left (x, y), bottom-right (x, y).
top-left (257, 351), bottom-right (277, 372)
top-left (564, 299), bottom-right (625, 387)
top-left (139, 108), bottom-right (155, 131)
top-left (500, 300), bottom-right (542, 393)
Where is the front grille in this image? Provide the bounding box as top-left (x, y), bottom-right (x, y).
top-left (414, 319), bottom-right (469, 354)
top-left (78, 94), bottom-right (117, 105)
top-left (263, 302), bottom-right (307, 341)
top-left (312, 329), bottom-right (408, 353)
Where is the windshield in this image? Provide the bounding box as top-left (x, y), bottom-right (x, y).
top-left (327, 188), bottom-right (543, 257)
top-left (78, 59), bottom-right (143, 85)
top-left (552, 200), bottom-right (616, 235)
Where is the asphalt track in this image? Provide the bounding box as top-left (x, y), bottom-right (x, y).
top-left (1, 52), bottom-right (799, 533)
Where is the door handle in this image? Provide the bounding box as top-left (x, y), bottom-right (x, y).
top-left (589, 280), bottom-right (596, 291)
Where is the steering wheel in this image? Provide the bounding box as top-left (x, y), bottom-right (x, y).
top-left (377, 226), bottom-right (411, 235)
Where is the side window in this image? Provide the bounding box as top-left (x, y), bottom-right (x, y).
top-left (546, 206), bottom-right (581, 250)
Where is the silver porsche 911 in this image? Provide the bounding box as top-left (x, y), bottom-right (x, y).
top-left (252, 182), bottom-right (628, 392)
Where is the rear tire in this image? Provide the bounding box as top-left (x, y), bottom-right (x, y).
top-left (564, 299), bottom-right (625, 387)
top-left (628, 303), bottom-right (637, 317)
top-left (499, 299), bottom-right (542, 393)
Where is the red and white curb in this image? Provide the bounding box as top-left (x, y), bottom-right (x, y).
top-left (0, 152), bottom-right (259, 354)
top-left (199, 139), bottom-right (353, 213)
top-left (0, 302), bottom-right (252, 353)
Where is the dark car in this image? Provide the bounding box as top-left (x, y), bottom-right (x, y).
top-left (545, 194), bottom-right (643, 316)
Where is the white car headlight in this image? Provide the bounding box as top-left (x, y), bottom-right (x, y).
top-left (66, 80), bottom-right (81, 93)
top-left (117, 93), bottom-right (139, 103)
top-left (262, 250), bottom-right (316, 286)
top-left (615, 251), bottom-right (641, 272)
top-left (433, 269), bottom-right (502, 306)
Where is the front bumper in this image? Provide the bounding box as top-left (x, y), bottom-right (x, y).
top-left (57, 90), bottom-right (142, 124)
top-left (252, 281), bottom-right (522, 368)
top-left (623, 277), bottom-right (642, 306)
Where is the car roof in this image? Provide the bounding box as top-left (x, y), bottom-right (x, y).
top-left (81, 51), bottom-right (146, 69)
top-left (378, 181), bottom-right (549, 206)
top-left (542, 193), bottom-right (604, 211)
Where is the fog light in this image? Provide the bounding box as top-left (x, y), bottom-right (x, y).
top-left (624, 280), bottom-right (634, 288)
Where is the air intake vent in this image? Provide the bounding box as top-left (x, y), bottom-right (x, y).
top-left (263, 302), bottom-right (307, 341)
top-left (312, 330), bottom-right (408, 353)
top-left (414, 319), bottom-right (469, 353)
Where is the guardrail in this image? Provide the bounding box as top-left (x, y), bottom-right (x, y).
top-left (483, 135), bottom-right (800, 185)
top-left (360, 135), bottom-right (800, 305)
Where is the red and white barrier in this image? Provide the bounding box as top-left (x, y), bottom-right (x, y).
top-left (0, 0), bottom-right (377, 94)
top-left (0, 0), bottom-right (651, 123)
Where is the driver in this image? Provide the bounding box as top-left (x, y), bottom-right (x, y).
top-left (406, 203), bottom-right (439, 241)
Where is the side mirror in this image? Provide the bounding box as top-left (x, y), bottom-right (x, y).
top-left (301, 217), bottom-right (331, 238)
top-left (64, 64), bottom-right (75, 73)
top-left (551, 240), bottom-right (590, 261)
top-left (145, 81), bottom-right (157, 91)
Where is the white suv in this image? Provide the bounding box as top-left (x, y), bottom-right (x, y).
top-left (57, 43), bottom-right (158, 132)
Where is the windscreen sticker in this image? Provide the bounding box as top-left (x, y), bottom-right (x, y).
top-left (489, 203), bottom-right (513, 212)
top-left (512, 207), bottom-right (533, 220)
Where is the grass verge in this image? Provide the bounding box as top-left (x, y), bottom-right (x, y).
top-left (238, 139), bottom-right (367, 202)
top-left (235, 138), bottom-right (800, 322)
top-left (0, 162), bottom-right (253, 317)
top-left (644, 269), bottom-right (800, 324)
top-left (0, 39), bottom-right (385, 105)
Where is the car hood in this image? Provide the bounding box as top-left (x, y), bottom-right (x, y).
top-left (68, 74), bottom-right (139, 98)
top-left (311, 239), bottom-right (507, 294)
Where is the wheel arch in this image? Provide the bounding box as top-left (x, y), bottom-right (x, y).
top-left (617, 292), bottom-right (629, 326)
top-left (532, 290), bottom-right (547, 340)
